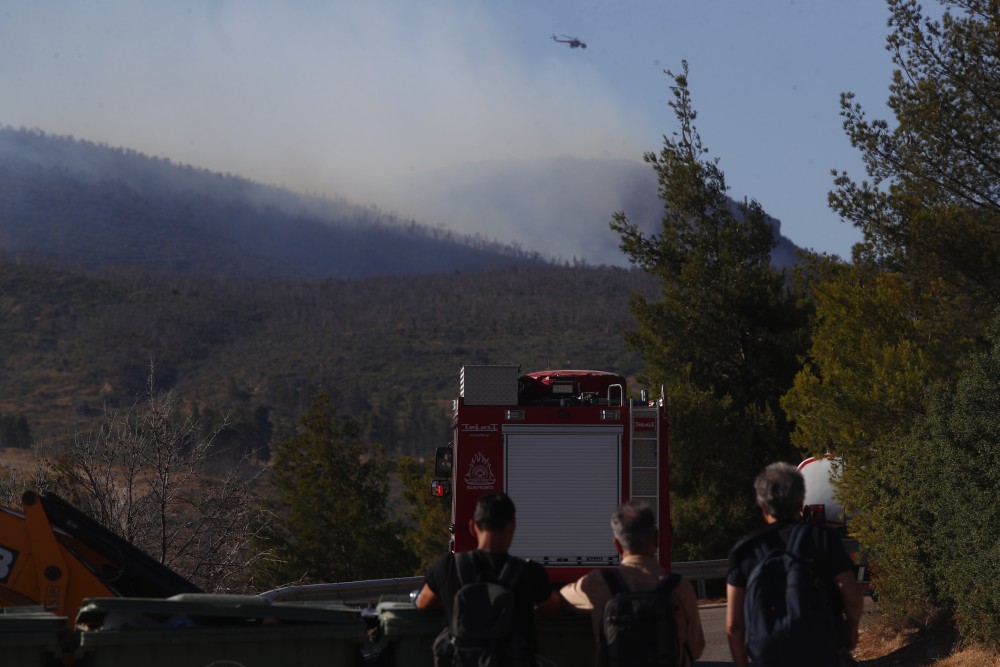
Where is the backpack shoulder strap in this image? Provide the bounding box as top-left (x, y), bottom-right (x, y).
top-left (599, 567), bottom-right (629, 595)
top-left (496, 555), bottom-right (525, 588)
top-left (734, 522), bottom-right (785, 563)
top-left (787, 522), bottom-right (810, 556)
top-left (455, 551), bottom-right (478, 587)
top-left (653, 572), bottom-right (682, 596)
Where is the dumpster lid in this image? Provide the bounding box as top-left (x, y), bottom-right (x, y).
top-left (76, 593), bottom-right (362, 629)
top-left (0, 605), bottom-right (67, 632)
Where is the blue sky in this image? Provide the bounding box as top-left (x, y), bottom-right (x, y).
top-left (0, 1), bottom-right (901, 260)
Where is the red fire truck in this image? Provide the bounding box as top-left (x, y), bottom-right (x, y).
top-left (432, 365), bottom-right (670, 584)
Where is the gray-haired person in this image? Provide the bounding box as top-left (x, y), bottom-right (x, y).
top-left (560, 501), bottom-right (705, 666)
top-left (726, 462), bottom-right (863, 667)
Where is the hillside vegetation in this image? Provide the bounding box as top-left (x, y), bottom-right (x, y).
top-left (0, 125), bottom-right (663, 454)
top-left (0, 257), bottom-right (654, 453)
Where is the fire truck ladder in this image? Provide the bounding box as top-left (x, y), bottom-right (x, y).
top-left (628, 404), bottom-right (660, 516)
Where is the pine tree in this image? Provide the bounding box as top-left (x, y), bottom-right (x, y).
top-left (269, 394), bottom-right (417, 583)
top-left (397, 455), bottom-right (451, 573)
top-left (833, 0), bottom-right (1000, 305)
top-left (611, 62), bottom-right (810, 558)
top-left (788, 0), bottom-right (1000, 632)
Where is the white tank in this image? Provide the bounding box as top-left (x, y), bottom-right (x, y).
top-left (797, 456), bottom-right (846, 526)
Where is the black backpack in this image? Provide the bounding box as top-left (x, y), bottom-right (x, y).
top-left (433, 551), bottom-right (530, 667)
top-left (742, 523), bottom-right (842, 667)
top-left (599, 569), bottom-right (682, 667)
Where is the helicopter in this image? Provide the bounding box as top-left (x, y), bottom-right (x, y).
top-left (551, 34), bottom-right (587, 49)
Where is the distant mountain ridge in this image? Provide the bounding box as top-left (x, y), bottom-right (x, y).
top-left (391, 155), bottom-right (801, 269)
top-left (0, 127), bottom-right (800, 278)
top-left (0, 127), bottom-right (550, 279)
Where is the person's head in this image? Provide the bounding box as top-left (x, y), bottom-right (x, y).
top-left (470, 493), bottom-right (517, 551)
top-left (610, 501), bottom-right (658, 555)
top-left (754, 462), bottom-right (806, 522)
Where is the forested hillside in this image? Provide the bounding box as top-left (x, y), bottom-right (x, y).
top-left (0, 126), bottom-right (667, 457)
top-left (0, 127), bottom-right (551, 279)
top-left (0, 257), bottom-right (654, 455)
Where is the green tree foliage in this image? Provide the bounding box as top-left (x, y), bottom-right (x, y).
top-left (789, 0), bottom-right (1000, 637)
top-left (358, 392), bottom-right (452, 458)
top-left (782, 258), bottom-right (945, 624)
top-left (781, 253), bottom-right (976, 620)
top-left (397, 456), bottom-right (451, 573)
top-left (833, 0), bottom-right (1000, 313)
top-left (0, 259), bottom-right (652, 451)
top-left (783, 257), bottom-right (945, 458)
top-left (0, 413), bottom-right (32, 449)
top-left (611, 62), bottom-right (810, 559)
top-left (854, 317), bottom-right (1000, 642)
top-left (269, 394), bottom-right (417, 584)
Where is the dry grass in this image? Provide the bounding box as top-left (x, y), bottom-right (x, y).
top-left (854, 616), bottom-right (915, 661)
top-left (852, 610), bottom-right (1000, 667)
top-left (1, 447), bottom-right (43, 469)
top-left (927, 647), bottom-right (1000, 667)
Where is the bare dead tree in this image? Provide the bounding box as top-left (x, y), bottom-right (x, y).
top-left (49, 365), bottom-right (272, 593)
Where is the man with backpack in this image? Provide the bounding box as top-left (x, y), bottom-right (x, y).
top-left (726, 462), bottom-right (864, 667)
top-left (560, 501), bottom-right (705, 667)
top-left (415, 492), bottom-right (561, 666)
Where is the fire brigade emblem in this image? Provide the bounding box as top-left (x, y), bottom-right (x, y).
top-left (464, 451), bottom-right (496, 489)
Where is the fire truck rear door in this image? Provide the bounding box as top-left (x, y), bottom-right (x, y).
top-left (504, 425), bottom-right (621, 567)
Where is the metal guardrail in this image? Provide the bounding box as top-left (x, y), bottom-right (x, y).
top-left (261, 559), bottom-right (730, 604)
top-left (671, 559), bottom-right (729, 599)
top-left (262, 576), bottom-right (425, 604)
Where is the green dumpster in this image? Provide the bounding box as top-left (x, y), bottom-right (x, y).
top-left (75, 593), bottom-right (367, 667)
top-left (0, 606), bottom-right (67, 667)
top-left (376, 598), bottom-right (445, 667)
top-left (375, 597), bottom-right (594, 667)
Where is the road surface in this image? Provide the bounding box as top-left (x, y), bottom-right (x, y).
top-left (697, 603), bottom-right (733, 665)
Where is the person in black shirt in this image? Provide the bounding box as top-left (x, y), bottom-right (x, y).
top-left (725, 462), bottom-right (863, 667)
top-left (415, 493), bottom-right (561, 656)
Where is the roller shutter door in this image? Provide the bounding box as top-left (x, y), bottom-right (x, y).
top-left (506, 429), bottom-right (620, 565)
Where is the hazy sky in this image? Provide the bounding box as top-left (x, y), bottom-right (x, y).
top-left (1, 1), bottom-right (900, 260)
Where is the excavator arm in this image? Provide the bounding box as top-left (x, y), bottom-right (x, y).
top-left (0, 491), bottom-right (200, 623)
